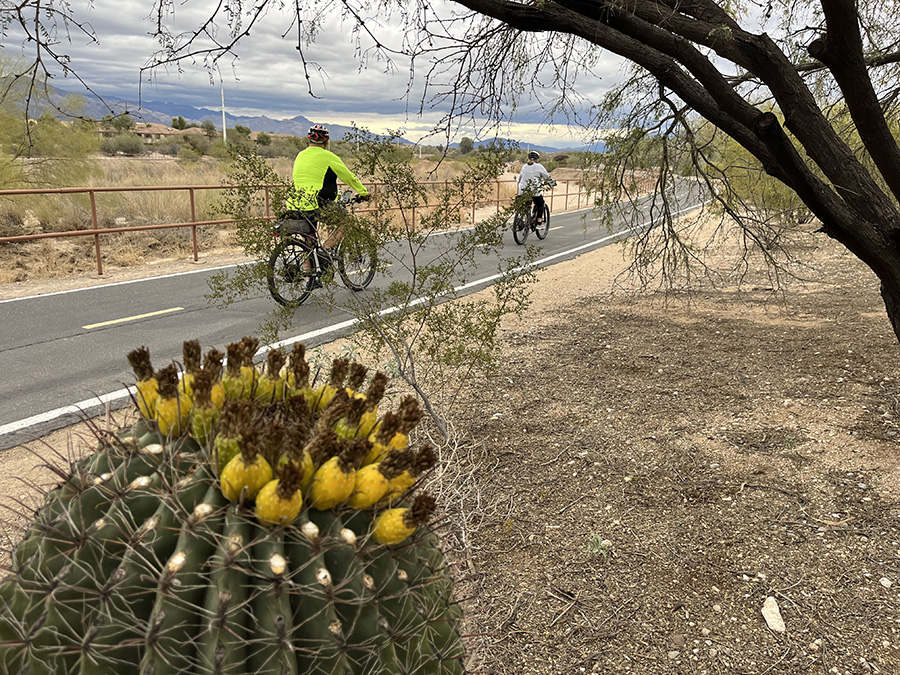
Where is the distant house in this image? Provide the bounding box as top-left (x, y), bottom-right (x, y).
top-left (97, 122), bottom-right (215, 145)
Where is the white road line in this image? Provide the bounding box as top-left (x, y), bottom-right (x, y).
top-left (0, 201), bottom-right (703, 440)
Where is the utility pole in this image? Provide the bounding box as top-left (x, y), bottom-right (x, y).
top-left (221, 88), bottom-right (227, 144)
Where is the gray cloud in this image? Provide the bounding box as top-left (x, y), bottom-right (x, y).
top-left (17, 0), bottom-right (625, 146)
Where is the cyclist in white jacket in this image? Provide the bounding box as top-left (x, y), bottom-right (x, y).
top-left (517, 150), bottom-right (553, 224)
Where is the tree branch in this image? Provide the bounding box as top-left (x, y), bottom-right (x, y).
top-left (807, 0), bottom-right (900, 204)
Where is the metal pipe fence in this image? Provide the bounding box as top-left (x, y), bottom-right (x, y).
top-left (0, 179), bottom-right (587, 276)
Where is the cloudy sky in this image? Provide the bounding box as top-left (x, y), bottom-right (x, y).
top-left (6, 0), bottom-right (628, 147)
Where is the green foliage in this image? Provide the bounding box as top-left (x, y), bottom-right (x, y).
top-left (586, 532), bottom-right (612, 559)
top-left (256, 131), bottom-right (271, 146)
top-left (234, 124), bottom-right (251, 137)
top-left (101, 113), bottom-right (136, 133)
top-left (178, 145), bottom-right (203, 163)
top-left (258, 134), bottom-right (304, 158)
top-left (101, 132), bottom-right (145, 156)
top-left (694, 118), bottom-right (812, 229)
top-left (201, 119), bottom-right (218, 138)
top-left (172, 115), bottom-right (188, 130)
top-left (183, 134), bottom-right (211, 155)
top-left (458, 137), bottom-right (475, 155)
top-left (0, 62), bottom-right (99, 188)
top-left (208, 139), bottom-right (231, 160)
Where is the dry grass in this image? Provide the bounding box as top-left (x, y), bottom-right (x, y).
top-left (0, 156), bottom-right (592, 282)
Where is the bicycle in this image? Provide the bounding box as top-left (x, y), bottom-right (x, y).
top-left (266, 190), bottom-right (376, 307)
top-left (512, 200), bottom-right (550, 245)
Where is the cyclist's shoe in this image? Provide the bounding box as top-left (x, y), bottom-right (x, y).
top-left (310, 277), bottom-right (324, 290)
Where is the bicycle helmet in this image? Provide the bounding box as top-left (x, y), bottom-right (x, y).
top-left (527, 150), bottom-right (540, 161)
top-left (308, 124), bottom-right (330, 143)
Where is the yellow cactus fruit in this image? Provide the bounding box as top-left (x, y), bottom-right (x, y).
top-left (180, 338), bottom-right (202, 398)
top-left (357, 372), bottom-right (388, 438)
top-left (298, 450), bottom-right (316, 492)
top-left (255, 461), bottom-right (305, 526)
top-left (286, 342), bottom-right (311, 393)
top-left (154, 364), bottom-right (192, 437)
top-left (334, 396), bottom-right (369, 440)
top-left (239, 336), bottom-right (260, 399)
top-left (363, 410), bottom-right (404, 466)
top-left (383, 444), bottom-right (438, 506)
top-left (213, 399), bottom-right (255, 473)
top-left (372, 493), bottom-right (437, 545)
top-left (308, 438), bottom-right (370, 510)
top-left (126, 346), bottom-right (159, 418)
top-left (188, 369), bottom-right (218, 444)
top-left (221, 341), bottom-right (248, 401)
top-left (202, 347), bottom-right (226, 409)
top-left (255, 349), bottom-right (287, 406)
top-left (284, 393), bottom-right (314, 437)
top-left (220, 429), bottom-right (273, 501)
top-left (315, 389), bottom-right (351, 436)
top-left (310, 358), bottom-right (350, 412)
top-left (279, 447), bottom-right (316, 492)
top-left (347, 449), bottom-right (413, 509)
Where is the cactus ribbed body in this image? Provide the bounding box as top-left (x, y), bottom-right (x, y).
top-left (0, 337), bottom-right (464, 674)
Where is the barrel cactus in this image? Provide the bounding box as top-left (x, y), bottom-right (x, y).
top-left (0, 338), bottom-right (464, 674)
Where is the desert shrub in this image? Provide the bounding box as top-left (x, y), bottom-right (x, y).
top-left (178, 146), bottom-right (203, 164)
top-left (183, 135), bottom-right (212, 155)
top-left (155, 141), bottom-right (185, 156)
top-left (101, 134), bottom-right (145, 157)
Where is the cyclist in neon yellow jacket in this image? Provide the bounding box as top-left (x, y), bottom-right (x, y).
top-left (287, 124), bottom-right (369, 214)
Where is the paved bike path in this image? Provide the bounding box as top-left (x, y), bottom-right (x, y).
top-left (0, 186), bottom-right (704, 449)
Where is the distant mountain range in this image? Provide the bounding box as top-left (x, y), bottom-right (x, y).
top-left (55, 87), bottom-right (598, 153)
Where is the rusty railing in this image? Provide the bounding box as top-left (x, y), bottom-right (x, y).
top-left (0, 179), bottom-right (587, 275)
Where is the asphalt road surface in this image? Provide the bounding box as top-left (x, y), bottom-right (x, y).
top-left (0, 185), bottom-right (706, 449)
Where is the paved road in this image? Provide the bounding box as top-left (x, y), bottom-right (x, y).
top-left (0, 184), bottom-right (706, 449)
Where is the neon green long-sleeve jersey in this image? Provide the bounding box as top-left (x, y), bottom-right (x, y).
top-left (287, 145), bottom-right (369, 211)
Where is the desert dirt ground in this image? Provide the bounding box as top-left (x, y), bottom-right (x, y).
top-left (3, 211), bottom-right (900, 674)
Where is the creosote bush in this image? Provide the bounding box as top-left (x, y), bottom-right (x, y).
top-left (0, 337), bottom-right (464, 673)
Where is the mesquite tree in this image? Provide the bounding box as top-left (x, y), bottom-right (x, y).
top-left (7, 0), bottom-right (900, 338)
top-left (436, 0), bottom-right (900, 342)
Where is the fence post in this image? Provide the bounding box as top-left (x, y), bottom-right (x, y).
top-left (90, 190), bottom-right (103, 276)
top-left (189, 188), bottom-right (199, 262)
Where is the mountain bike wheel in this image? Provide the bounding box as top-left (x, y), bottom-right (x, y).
top-left (267, 238), bottom-right (318, 307)
top-left (535, 205), bottom-right (550, 240)
top-left (512, 212), bottom-right (529, 244)
top-left (337, 239), bottom-right (377, 291)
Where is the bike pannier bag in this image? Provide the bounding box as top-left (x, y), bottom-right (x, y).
top-left (281, 215), bottom-right (315, 235)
